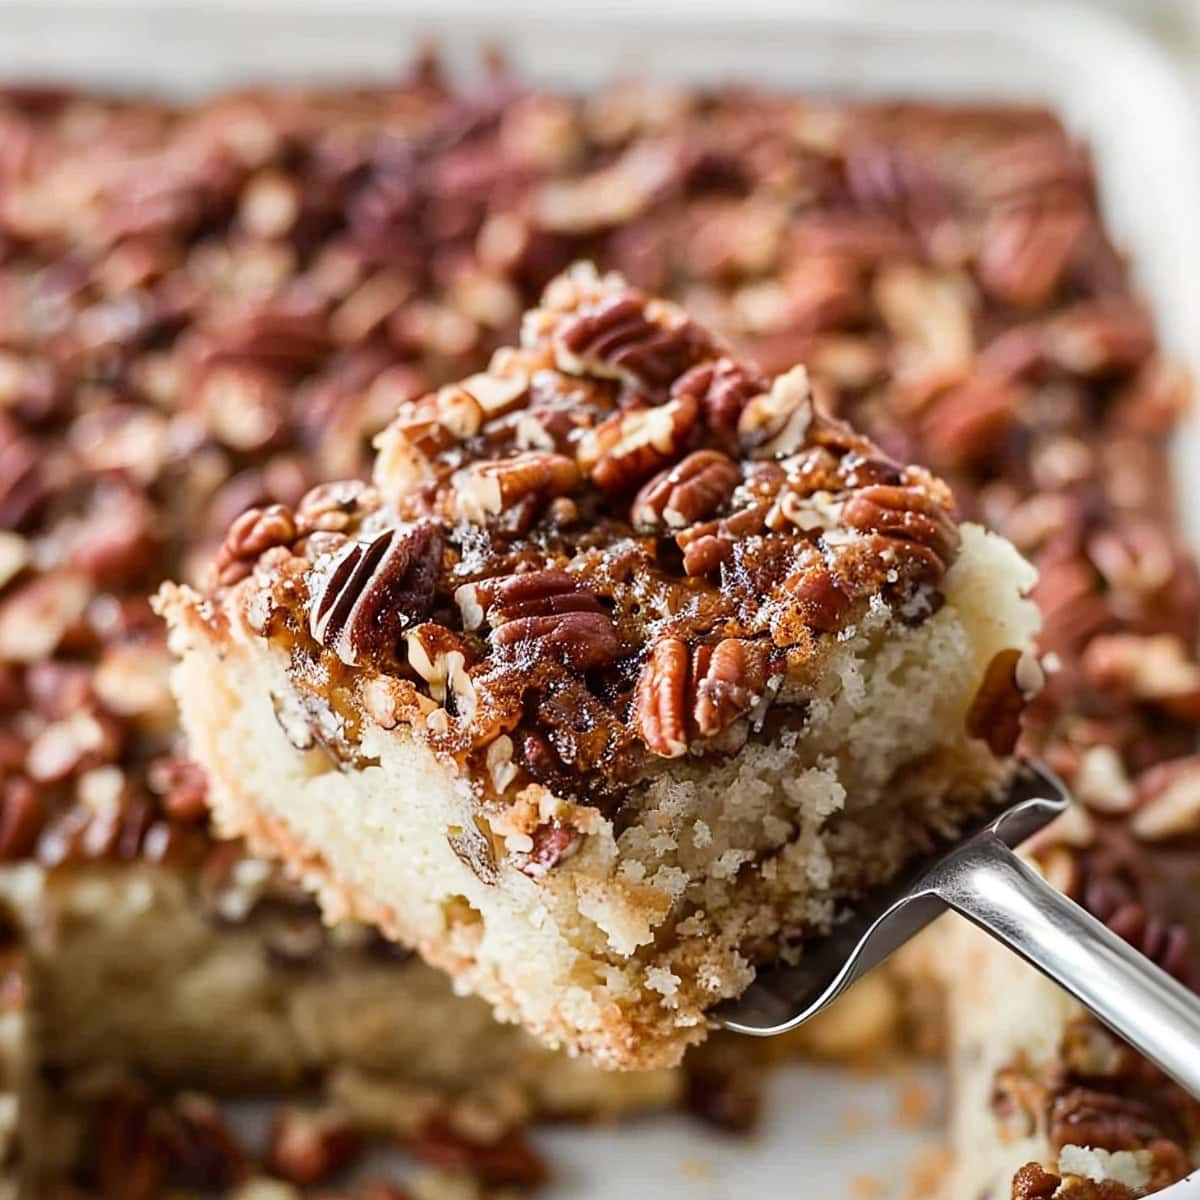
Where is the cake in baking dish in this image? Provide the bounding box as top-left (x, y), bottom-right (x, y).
top-left (1, 62), bottom-right (1199, 1196)
top-left (160, 264), bottom-right (1040, 1070)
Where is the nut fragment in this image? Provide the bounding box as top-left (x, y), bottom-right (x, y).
top-left (577, 396), bottom-right (697, 493)
top-left (452, 451), bottom-right (578, 523)
top-left (309, 523), bottom-right (442, 666)
top-left (737, 367), bottom-right (813, 459)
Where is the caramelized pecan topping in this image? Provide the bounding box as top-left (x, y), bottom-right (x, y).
top-left (309, 523), bottom-right (442, 666)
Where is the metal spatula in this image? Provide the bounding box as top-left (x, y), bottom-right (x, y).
top-left (717, 762), bottom-right (1200, 1097)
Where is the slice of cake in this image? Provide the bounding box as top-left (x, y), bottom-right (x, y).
top-left (159, 265), bottom-right (1040, 1069)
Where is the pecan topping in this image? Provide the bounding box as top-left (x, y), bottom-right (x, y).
top-left (632, 450), bottom-right (740, 532)
top-left (634, 637), bottom-right (776, 756)
top-left (491, 608), bottom-right (619, 672)
top-left (452, 451), bottom-right (578, 523)
top-left (516, 820), bottom-right (581, 878)
top-left (267, 1107), bottom-right (361, 1186)
top-left (672, 356), bottom-right (767, 445)
top-left (1131, 756), bottom-right (1200, 842)
top-left (457, 570), bottom-right (605, 631)
top-left (967, 648), bottom-right (1028, 757)
top-left (309, 523), bottom-right (442, 666)
top-left (577, 395), bottom-right (698, 493)
top-left (554, 292), bottom-right (708, 391)
top-left (214, 504), bottom-right (297, 587)
top-left (633, 638), bottom-right (691, 757)
top-left (737, 367), bottom-right (813, 459)
top-left (841, 483), bottom-right (961, 571)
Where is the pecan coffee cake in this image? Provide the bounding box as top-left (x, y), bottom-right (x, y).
top-left (161, 264), bottom-right (1039, 1070)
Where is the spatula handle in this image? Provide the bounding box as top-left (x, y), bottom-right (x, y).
top-left (934, 835), bottom-right (1200, 1097)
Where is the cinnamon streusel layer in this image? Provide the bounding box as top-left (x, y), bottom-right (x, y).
top-left (161, 265), bottom-right (1039, 1069)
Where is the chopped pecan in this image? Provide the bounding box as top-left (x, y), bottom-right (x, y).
top-left (452, 451), bottom-right (578, 523)
top-left (632, 449), bottom-right (739, 532)
top-left (0, 776), bottom-right (43, 860)
top-left (165, 1093), bottom-right (249, 1189)
top-left (309, 523), bottom-right (442, 666)
top-left (446, 817), bottom-right (498, 885)
top-left (214, 504), bottom-right (298, 587)
top-left (404, 623), bottom-right (474, 715)
top-left (404, 1118), bottom-right (547, 1187)
top-left (516, 821), bottom-right (581, 878)
top-left (990, 1065), bottom-right (1046, 1142)
top-left (737, 367), bottom-right (813, 459)
top-left (577, 395), bottom-right (698, 493)
top-left (295, 480), bottom-right (375, 535)
top-left (1081, 634), bottom-right (1200, 721)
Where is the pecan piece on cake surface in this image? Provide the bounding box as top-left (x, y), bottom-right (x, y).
top-left (160, 266), bottom-right (1039, 1071)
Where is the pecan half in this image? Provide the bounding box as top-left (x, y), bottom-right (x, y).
top-left (577, 395), bottom-right (698, 493)
top-left (553, 292), bottom-right (708, 391)
top-left (1131, 756), bottom-right (1200, 842)
top-left (309, 523), bottom-right (442, 666)
top-left (632, 449), bottom-right (740, 532)
top-left (633, 638), bottom-right (691, 757)
top-left (671, 356), bottom-right (767, 446)
top-left (674, 500), bottom-right (771, 577)
top-left (966, 648), bottom-right (1027, 757)
top-left (213, 503), bottom-right (297, 587)
top-left (633, 637), bottom-right (776, 756)
top-left (691, 639), bottom-right (775, 738)
top-left (491, 608), bottom-right (619, 672)
top-left (841, 483), bottom-right (961, 571)
top-left (452, 451), bottom-right (578, 523)
top-left (457, 569), bottom-right (605, 631)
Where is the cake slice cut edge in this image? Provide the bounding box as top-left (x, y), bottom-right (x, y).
top-left (159, 264), bottom-right (1041, 1070)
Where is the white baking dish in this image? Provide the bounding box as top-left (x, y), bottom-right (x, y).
top-left (7, 1), bottom-right (1199, 1195)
